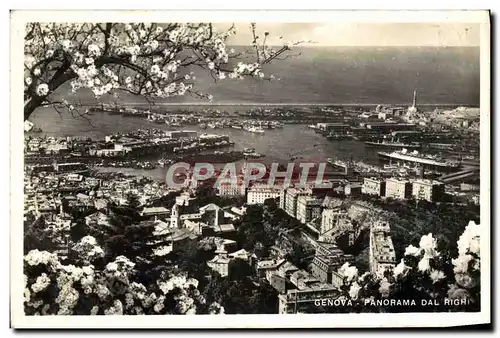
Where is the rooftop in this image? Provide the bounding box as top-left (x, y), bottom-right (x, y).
top-left (257, 258), bottom-right (286, 270)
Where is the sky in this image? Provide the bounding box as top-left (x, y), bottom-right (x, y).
top-left (215, 23), bottom-right (480, 47)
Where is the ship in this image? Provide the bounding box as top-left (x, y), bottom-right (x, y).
top-left (231, 124), bottom-right (243, 129)
top-left (365, 140), bottom-right (422, 150)
top-left (327, 133), bottom-right (351, 141)
top-left (378, 148), bottom-right (460, 173)
top-left (327, 158), bottom-right (348, 171)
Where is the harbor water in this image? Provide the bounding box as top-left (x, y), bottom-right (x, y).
top-left (30, 108), bottom-right (381, 181)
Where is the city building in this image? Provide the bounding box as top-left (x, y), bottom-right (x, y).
top-left (362, 177), bottom-right (386, 197)
top-left (279, 189), bottom-right (286, 209)
top-left (140, 206), bottom-right (170, 220)
top-left (320, 208), bottom-right (348, 234)
top-left (166, 130), bottom-right (198, 139)
top-left (149, 220), bottom-right (199, 256)
top-left (247, 184), bottom-right (281, 205)
top-left (277, 270), bottom-right (340, 314)
top-left (412, 179), bottom-right (445, 202)
top-left (310, 242), bottom-right (355, 285)
top-left (364, 122), bottom-right (417, 133)
top-left (315, 123), bottom-right (351, 134)
top-left (318, 218), bottom-right (355, 245)
top-left (170, 204), bottom-right (180, 228)
top-left (256, 258), bottom-right (286, 281)
top-left (282, 187), bottom-right (311, 218)
top-left (175, 191), bottom-right (195, 206)
top-left (369, 220), bottom-right (396, 277)
top-left (199, 203), bottom-right (225, 227)
top-left (207, 248), bottom-right (231, 277)
top-left (228, 248), bottom-right (251, 261)
top-left (460, 183), bottom-right (480, 192)
top-left (217, 180), bottom-right (246, 197)
top-left (344, 182), bottom-right (362, 196)
top-left (385, 178), bottom-right (412, 200)
top-left (296, 196), bottom-right (323, 224)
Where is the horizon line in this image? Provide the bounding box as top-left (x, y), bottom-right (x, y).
top-left (229, 44), bottom-right (480, 48)
top-left (94, 102), bottom-right (479, 107)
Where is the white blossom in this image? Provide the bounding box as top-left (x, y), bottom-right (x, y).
top-left (90, 306), bottom-right (99, 315)
top-left (419, 233), bottom-right (437, 257)
top-left (429, 269), bottom-right (446, 283)
top-left (457, 220), bottom-right (480, 255)
top-left (418, 257), bottom-right (431, 272)
top-left (150, 65), bottom-right (160, 74)
top-left (25, 55), bottom-right (36, 68)
top-left (24, 288), bottom-right (31, 302)
top-left (36, 83), bottom-right (49, 96)
top-left (452, 254), bottom-right (473, 274)
top-left (24, 249), bottom-right (58, 267)
top-left (404, 245), bottom-right (421, 257)
top-left (87, 44), bottom-right (101, 57)
top-left (31, 273), bottom-right (51, 293)
top-left (349, 282), bottom-right (361, 300)
top-left (393, 259), bottom-right (408, 278)
top-left (61, 39), bottom-right (73, 51)
top-left (56, 285), bottom-right (79, 313)
top-left (455, 273), bottom-right (477, 289)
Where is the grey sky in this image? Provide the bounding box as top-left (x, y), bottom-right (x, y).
top-left (215, 23), bottom-right (479, 47)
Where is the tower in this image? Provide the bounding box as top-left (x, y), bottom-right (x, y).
top-left (407, 89), bottom-right (418, 115)
top-left (170, 204), bottom-right (180, 229)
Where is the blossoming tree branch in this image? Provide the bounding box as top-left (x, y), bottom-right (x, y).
top-left (24, 22), bottom-right (307, 121)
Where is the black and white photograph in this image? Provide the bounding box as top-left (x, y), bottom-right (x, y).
top-left (10, 10), bottom-right (490, 328)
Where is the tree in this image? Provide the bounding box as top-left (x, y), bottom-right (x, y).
top-left (24, 217), bottom-right (57, 254)
top-left (228, 258), bottom-right (253, 281)
top-left (23, 23), bottom-right (305, 120)
top-left (126, 193), bottom-right (141, 209)
top-left (70, 219), bottom-right (88, 243)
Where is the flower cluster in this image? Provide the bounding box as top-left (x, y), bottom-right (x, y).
top-left (72, 236), bottom-right (105, 263)
top-left (335, 221), bottom-right (481, 310)
top-left (24, 22), bottom-right (296, 120)
top-left (451, 220), bottom-right (481, 292)
top-left (23, 249), bottom-right (217, 315)
top-left (24, 249), bottom-right (59, 267)
top-left (338, 262), bottom-right (358, 282)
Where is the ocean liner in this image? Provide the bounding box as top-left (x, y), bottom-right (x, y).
top-left (378, 149), bottom-right (460, 174)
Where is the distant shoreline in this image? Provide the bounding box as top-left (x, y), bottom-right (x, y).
top-left (87, 102), bottom-right (479, 108)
